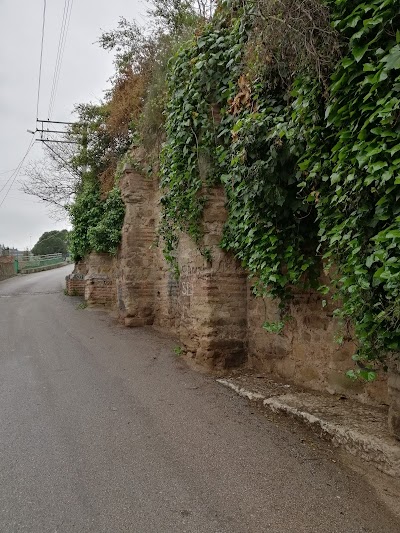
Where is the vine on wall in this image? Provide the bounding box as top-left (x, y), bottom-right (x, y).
top-left (67, 0), bottom-right (400, 373)
top-left (160, 0), bottom-right (400, 373)
top-left (307, 0), bottom-right (400, 376)
top-left (68, 183), bottom-right (125, 261)
top-left (68, 1), bottom-right (209, 267)
top-left (159, 0), bottom-right (248, 269)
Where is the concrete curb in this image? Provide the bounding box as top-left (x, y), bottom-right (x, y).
top-left (20, 262), bottom-right (69, 275)
top-left (217, 378), bottom-right (400, 478)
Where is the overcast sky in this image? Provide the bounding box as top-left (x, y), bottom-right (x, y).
top-left (0, 0), bottom-right (149, 250)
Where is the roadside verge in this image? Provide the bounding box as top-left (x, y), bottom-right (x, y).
top-left (217, 374), bottom-right (400, 478)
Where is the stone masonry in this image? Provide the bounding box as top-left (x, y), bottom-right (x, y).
top-left (68, 163), bottom-right (400, 438)
top-left (247, 289), bottom-right (388, 406)
top-left (84, 253), bottom-right (116, 308)
top-left (388, 362), bottom-right (400, 441)
top-left (116, 165), bottom-right (156, 327)
top-left (173, 188), bottom-right (248, 369)
top-left (0, 257), bottom-right (15, 281)
top-left (65, 260), bottom-right (87, 296)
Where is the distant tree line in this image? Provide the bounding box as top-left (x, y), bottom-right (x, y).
top-left (31, 230), bottom-right (69, 256)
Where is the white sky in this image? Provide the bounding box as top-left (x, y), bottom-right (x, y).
top-left (0, 0), bottom-right (149, 250)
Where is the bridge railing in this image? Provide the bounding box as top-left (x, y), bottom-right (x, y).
top-left (18, 253), bottom-right (65, 271)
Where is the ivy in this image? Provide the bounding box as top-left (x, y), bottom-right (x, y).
top-left (304, 0), bottom-right (400, 366)
top-left (159, 0), bottom-right (400, 370)
top-left (221, 78), bottom-right (323, 301)
top-left (87, 187), bottom-right (126, 255)
top-left (69, 182), bottom-right (125, 261)
top-left (159, 0), bottom-right (248, 266)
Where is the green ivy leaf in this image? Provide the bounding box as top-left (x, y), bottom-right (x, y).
top-left (353, 43), bottom-right (369, 62)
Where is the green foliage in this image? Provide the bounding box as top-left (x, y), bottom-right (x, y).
top-left (66, 0), bottom-right (400, 371)
top-left (68, 181), bottom-right (102, 261)
top-left (71, 98), bottom-right (136, 192)
top-left (173, 345), bottom-right (183, 356)
top-left (32, 230), bottom-right (69, 256)
top-left (304, 0), bottom-right (400, 363)
top-left (87, 187), bottom-right (126, 255)
top-left (221, 79), bottom-right (322, 300)
top-left (161, 0), bottom-right (323, 298)
top-left (262, 321), bottom-right (285, 334)
top-left (160, 0), bottom-right (400, 369)
top-left (68, 2), bottom-right (204, 266)
top-left (68, 182), bottom-right (125, 261)
top-left (160, 0), bottom-right (248, 263)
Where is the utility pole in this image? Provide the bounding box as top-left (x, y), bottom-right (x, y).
top-left (35, 119), bottom-right (79, 145)
top-left (32, 118), bottom-right (88, 178)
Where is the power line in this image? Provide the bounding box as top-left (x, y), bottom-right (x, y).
top-left (36, 0), bottom-right (47, 120)
top-left (48, 0), bottom-right (69, 119)
top-left (37, 119), bottom-right (76, 125)
top-left (0, 171), bottom-right (16, 196)
top-left (48, 0), bottom-right (74, 119)
top-left (0, 139), bottom-right (36, 208)
top-left (0, 138), bottom-right (35, 198)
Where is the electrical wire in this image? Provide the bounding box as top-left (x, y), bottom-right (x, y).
top-left (0, 138), bottom-right (35, 197)
top-left (36, 0), bottom-right (47, 120)
top-left (48, 0), bottom-right (69, 119)
top-left (0, 139), bottom-right (36, 208)
top-left (48, 0), bottom-right (74, 119)
top-left (0, 172), bottom-right (15, 195)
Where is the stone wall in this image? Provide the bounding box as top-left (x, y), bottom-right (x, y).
top-left (247, 288), bottom-right (388, 406)
top-left (145, 186), bottom-right (248, 370)
top-left (65, 260), bottom-right (87, 296)
top-left (0, 257), bottom-right (15, 281)
top-left (172, 188), bottom-right (248, 370)
top-left (70, 164), bottom-right (400, 438)
top-left (84, 253), bottom-right (116, 308)
top-left (153, 191), bottom-right (181, 335)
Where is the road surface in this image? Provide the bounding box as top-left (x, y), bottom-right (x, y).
top-left (0, 266), bottom-right (399, 532)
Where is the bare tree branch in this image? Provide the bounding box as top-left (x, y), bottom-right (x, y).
top-left (20, 140), bottom-right (80, 218)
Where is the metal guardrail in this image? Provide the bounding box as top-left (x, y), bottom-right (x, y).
top-left (18, 253), bottom-right (64, 271)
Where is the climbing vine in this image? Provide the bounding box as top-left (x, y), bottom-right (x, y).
top-left (160, 0), bottom-right (248, 267)
top-left (305, 0), bottom-right (400, 375)
top-left (68, 182), bottom-right (125, 261)
top-left (160, 0), bottom-right (400, 372)
top-left (67, 0), bottom-right (400, 372)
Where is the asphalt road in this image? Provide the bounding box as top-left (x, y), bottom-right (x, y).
top-left (0, 266), bottom-right (399, 533)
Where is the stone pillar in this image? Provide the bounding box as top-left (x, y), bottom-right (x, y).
top-left (66, 260), bottom-right (87, 296)
top-left (116, 166), bottom-right (156, 327)
top-left (84, 253), bottom-right (116, 308)
top-left (177, 188), bottom-right (248, 369)
top-left (388, 363), bottom-right (400, 440)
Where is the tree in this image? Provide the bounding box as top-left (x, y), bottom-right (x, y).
top-left (0, 244), bottom-right (10, 256)
top-left (22, 137), bottom-right (81, 218)
top-left (31, 230), bottom-right (69, 256)
top-left (22, 0), bottom-right (211, 212)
